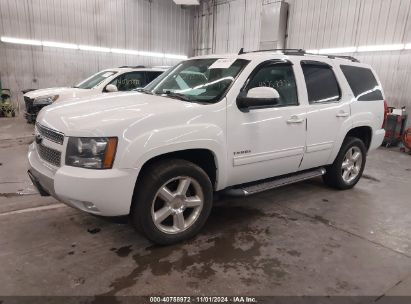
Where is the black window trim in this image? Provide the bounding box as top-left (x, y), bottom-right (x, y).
top-left (238, 59), bottom-right (300, 109)
top-left (300, 60), bottom-right (343, 105)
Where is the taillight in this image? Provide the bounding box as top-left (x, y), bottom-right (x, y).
top-left (382, 100), bottom-right (388, 128)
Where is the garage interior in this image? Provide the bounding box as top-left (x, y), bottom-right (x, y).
top-left (1, 0), bottom-right (411, 301)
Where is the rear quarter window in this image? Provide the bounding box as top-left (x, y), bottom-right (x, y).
top-left (340, 65), bottom-right (383, 101)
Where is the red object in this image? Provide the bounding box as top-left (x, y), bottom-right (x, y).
top-left (382, 100), bottom-right (388, 128)
top-left (403, 128), bottom-right (411, 151)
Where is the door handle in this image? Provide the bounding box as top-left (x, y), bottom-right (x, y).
top-left (287, 115), bottom-right (305, 124)
top-left (336, 111), bottom-right (349, 117)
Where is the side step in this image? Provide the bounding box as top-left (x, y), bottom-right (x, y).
top-left (224, 168), bottom-right (326, 196)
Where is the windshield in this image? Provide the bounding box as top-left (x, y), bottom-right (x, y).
top-left (145, 58), bottom-right (249, 103)
top-left (75, 71), bottom-right (117, 89)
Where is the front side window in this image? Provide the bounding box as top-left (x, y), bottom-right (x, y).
top-left (109, 72), bottom-right (145, 91)
top-left (340, 65), bottom-right (383, 101)
top-left (75, 71), bottom-right (117, 89)
top-left (145, 58), bottom-right (249, 103)
top-left (244, 62), bottom-right (298, 106)
top-left (301, 62), bottom-right (341, 104)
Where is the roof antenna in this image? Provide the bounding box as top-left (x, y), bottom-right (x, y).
top-left (238, 48), bottom-right (244, 55)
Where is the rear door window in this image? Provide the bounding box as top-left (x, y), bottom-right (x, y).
top-left (301, 61), bottom-right (341, 104)
top-left (340, 65), bottom-right (383, 101)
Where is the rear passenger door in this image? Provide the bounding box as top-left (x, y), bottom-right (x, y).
top-left (299, 60), bottom-right (351, 170)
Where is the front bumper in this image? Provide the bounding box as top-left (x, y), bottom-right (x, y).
top-left (28, 143), bottom-right (139, 216)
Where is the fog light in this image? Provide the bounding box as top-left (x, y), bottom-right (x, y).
top-left (82, 201), bottom-right (99, 212)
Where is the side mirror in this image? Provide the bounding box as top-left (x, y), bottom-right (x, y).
top-left (105, 84), bottom-right (118, 93)
top-left (236, 87), bottom-right (280, 112)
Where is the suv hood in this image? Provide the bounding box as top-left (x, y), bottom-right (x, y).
top-left (37, 92), bottom-right (202, 136)
top-left (24, 87), bottom-right (92, 101)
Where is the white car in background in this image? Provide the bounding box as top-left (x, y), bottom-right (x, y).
top-left (23, 66), bottom-right (166, 123)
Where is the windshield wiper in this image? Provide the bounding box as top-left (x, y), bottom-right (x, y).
top-left (136, 88), bottom-right (154, 95)
top-left (162, 90), bottom-right (191, 102)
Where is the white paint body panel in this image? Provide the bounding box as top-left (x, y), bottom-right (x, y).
top-left (29, 52), bottom-right (385, 216)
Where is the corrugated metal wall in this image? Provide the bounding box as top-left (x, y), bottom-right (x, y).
top-left (0, 0), bottom-right (193, 109)
top-left (194, 0), bottom-right (411, 115)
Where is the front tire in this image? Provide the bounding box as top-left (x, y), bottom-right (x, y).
top-left (132, 159), bottom-right (213, 245)
top-left (323, 137), bottom-right (366, 190)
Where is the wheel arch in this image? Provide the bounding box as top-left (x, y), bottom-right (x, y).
top-left (130, 148), bottom-right (219, 214)
top-left (345, 126), bottom-right (372, 151)
top-left (328, 125), bottom-right (373, 164)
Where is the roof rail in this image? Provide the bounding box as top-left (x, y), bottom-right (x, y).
top-left (238, 48), bottom-right (360, 63)
top-left (322, 54), bottom-right (360, 63)
top-left (118, 65), bottom-right (146, 68)
top-left (239, 48), bottom-right (306, 55)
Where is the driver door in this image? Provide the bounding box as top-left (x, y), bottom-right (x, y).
top-left (226, 60), bottom-right (307, 186)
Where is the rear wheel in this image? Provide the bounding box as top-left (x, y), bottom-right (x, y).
top-left (323, 137), bottom-right (366, 190)
top-left (132, 159), bottom-right (213, 245)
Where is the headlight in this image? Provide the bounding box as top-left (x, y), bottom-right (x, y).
top-left (33, 94), bottom-right (59, 106)
top-left (66, 137), bottom-right (118, 169)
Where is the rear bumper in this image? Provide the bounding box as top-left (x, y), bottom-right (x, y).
top-left (28, 143), bottom-right (139, 216)
top-left (370, 128), bottom-right (385, 151)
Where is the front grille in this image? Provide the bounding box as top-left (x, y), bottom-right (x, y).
top-left (37, 144), bottom-right (62, 167)
top-left (36, 123), bottom-right (64, 145)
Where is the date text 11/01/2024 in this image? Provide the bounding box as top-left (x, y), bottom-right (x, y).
top-left (149, 296), bottom-right (257, 303)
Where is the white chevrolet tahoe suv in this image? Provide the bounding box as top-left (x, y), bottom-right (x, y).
top-left (28, 50), bottom-right (386, 244)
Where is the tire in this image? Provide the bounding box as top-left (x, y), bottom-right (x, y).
top-left (131, 159), bottom-right (213, 245)
top-left (323, 136), bottom-right (366, 190)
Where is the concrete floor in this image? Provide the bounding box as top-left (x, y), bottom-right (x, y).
top-left (1, 117), bottom-right (411, 298)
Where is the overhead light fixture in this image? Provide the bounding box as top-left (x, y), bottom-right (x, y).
top-left (164, 53), bottom-right (188, 60)
top-left (404, 43), bottom-right (411, 50)
top-left (42, 41), bottom-right (78, 49)
top-left (111, 48), bottom-right (139, 55)
top-left (1, 36), bottom-right (41, 46)
top-left (357, 44), bottom-right (404, 52)
top-left (139, 51), bottom-right (165, 58)
top-left (0, 36), bottom-right (188, 60)
top-left (319, 47), bottom-right (357, 54)
top-left (79, 45), bottom-right (111, 53)
top-left (306, 49), bottom-right (319, 54)
top-left (173, 0), bottom-right (200, 5)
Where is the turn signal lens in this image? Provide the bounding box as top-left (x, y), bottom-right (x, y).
top-left (103, 138), bottom-right (118, 169)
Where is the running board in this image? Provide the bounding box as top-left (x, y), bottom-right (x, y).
top-left (224, 168), bottom-right (326, 196)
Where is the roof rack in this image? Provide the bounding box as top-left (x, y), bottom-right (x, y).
top-left (320, 54), bottom-right (360, 63)
top-left (238, 48), bottom-right (360, 62)
top-left (118, 65), bottom-right (146, 68)
top-left (239, 48), bottom-right (306, 55)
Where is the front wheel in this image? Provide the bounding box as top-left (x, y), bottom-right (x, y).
top-left (323, 137), bottom-right (366, 190)
top-left (132, 159), bottom-right (213, 245)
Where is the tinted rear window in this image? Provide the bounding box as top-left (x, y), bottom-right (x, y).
top-left (340, 65), bottom-right (383, 101)
top-left (301, 62), bottom-right (341, 104)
